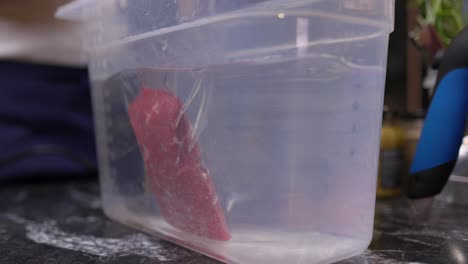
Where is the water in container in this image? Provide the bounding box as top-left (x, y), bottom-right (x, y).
top-left (57, 1), bottom-right (394, 263)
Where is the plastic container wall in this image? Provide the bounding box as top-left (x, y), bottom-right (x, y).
top-left (58, 0), bottom-right (394, 263)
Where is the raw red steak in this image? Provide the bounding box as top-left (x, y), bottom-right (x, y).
top-left (128, 87), bottom-right (230, 241)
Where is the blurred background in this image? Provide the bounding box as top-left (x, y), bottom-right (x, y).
top-left (385, 0), bottom-right (467, 112)
top-left (377, 0), bottom-right (468, 199)
top-left (0, 0), bottom-right (467, 197)
top-left (0, 0), bottom-right (96, 181)
top-left (0, 1), bottom-right (468, 263)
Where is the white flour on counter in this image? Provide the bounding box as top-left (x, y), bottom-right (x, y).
top-left (24, 220), bottom-right (177, 261)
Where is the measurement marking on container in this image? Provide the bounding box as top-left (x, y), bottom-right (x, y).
top-left (352, 102), bottom-right (360, 110)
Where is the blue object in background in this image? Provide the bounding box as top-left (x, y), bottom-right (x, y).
top-left (0, 61), bottom-right (97, 180)
top-left (411, 69), bottom-right (468, 173)
top-left (407, 27), bottom-right (468, 198)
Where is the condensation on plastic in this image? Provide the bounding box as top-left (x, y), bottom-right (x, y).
top-left (58, 0), bottom-right (395, 263)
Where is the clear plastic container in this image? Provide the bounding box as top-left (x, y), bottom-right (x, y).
top-left (58, 1), bottom-right (394, 263)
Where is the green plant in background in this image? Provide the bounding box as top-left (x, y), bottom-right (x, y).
top-left (416, 0), bottom-right (465, 45)
top-left (465, 0), bottom-right (468, 24)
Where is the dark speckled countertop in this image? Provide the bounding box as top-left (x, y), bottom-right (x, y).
top-left (0, 179), bottom-right (467, 264)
